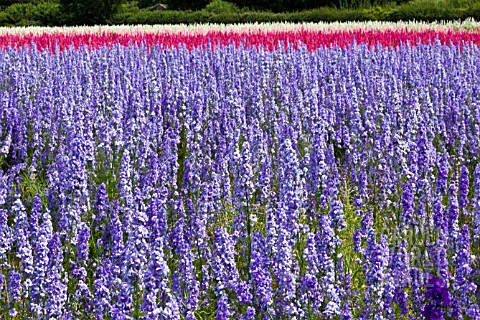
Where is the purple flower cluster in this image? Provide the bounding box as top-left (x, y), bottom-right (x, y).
top-left (0, 41), bottom-right (478, 318)
top-left (423, 274), bottom-right (451, 319)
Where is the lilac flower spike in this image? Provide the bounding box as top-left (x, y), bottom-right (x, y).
top-left (423, 274), bottom-right (450, 320)
top-left (459, 166), bottom-right (469, 209)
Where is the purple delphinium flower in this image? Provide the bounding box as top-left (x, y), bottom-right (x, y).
top-left (188, 194), bottom-right (211, 300)
top-left (93, 183), bottom-right (109, 236)
top-left (300, 232), bottom-right (322, 315)
top-left (416, 121), bottom-right (435, 177)
top-left (467, 305), bottom-right (480, 319)
top-left (142, 245), bottom-right (176, 318)
top-left (430, 230), bottom-right (450, 288)
top-left (30, 209), bottom-right (53, 317)
top-left (273, 226), bottom-right (299, 318)
top-left (357, 170), bottom-right (368, 199)
top-left (76, 222), bottom-right (90, 267)
top-left (142, 205), bottom-right (180, 320)
top-left (73, 222), bottom-right (92, 312)
top-left (162, 292), bottom-right (181, 320)
top-left (13, 197), bottom-right (33, 291)
top-left (391, 240), bottom-right (410, 315)
top-left (243, 306), bottom-right (255, 320)
top-left (109, 200), bottom-right (124, 265)
top-left (119, 194), bottom-right (149, 315)
top-left (410, 267), bottom-right (424, 314)
top-left (111, 282), bottom-right (134, 319)
top-left (29, 194), bottom-right (43, 248)
top-left (276, 133), bottom-right (302, 241)
top-left (257, 141), bottom-right (272, 205)
top-left (233, 140), bottom-right (254, 214)
top-left (452, 225), bottom-right (477, 317)
top-left (433, 196), bottom-right (447, 233)
top-left (213, 227), bottom-right (242, 315)
top-left (46, 233), bottom-right (67, 318)
top-left (171, 201), bottom-right (199, 320)
top-left (448, 178), bottom-right (460, 254)
top-left (0, 272), bottom-right (4, 302)
top-left (361, 209), bottom-right (373, 232)
top-left (383, 274), bottom-right (395, 319)
top-left (118, 149), bottom-right (134, 233)
top-left (401, 181), bottom-right (414, 226)
top-left (93, 259), bottom-right (112, 319)
top-left (329, 190), bottom-right (347, 231)
top-left (473, 163), bottom-right (480, 242)
top-left (265, 202), bottom-right (277, 261)
top-left (0, 207), bottom-right (12, 267)
top-left (216, 292), bottom-right (232, 320)
top-left (459, 165), bottom-right (469, 209)
top-left (317, 216), bottom-right (340, 317)
top-left (423, 274), bottom-right (450, 320)
top-left (361, 229), bottom-right (387, 319)
top-left (250, 231), bottom-right (274, 317)
top-left (336, 258), bottom-right (353, 320)
top-left (353, 229), bottom-right (363, 254)
top-left (7, 270), bottom-right (21, 316)
top-left (65, 134), bottom-right (91, 227)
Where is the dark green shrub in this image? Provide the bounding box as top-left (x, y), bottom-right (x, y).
top-left (60, 0), bottom-right (122, 25)
top-left (362, 5), bottom-right (390, 20)
top-left (1, 2), bottom-right (61, 26)
top-left (202, 0), bottom-right (241, 14)
top-left (109, 1), bottom-right (480, 26)
top-left (0, 11), bottom-right (10, 25)
top-left (15, 18), bottom-right (43, 26)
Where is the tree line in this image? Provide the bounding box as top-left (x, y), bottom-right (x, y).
top-left (0, 0), bottom-right (466, 26)
top-left (142, 0), bottom-right (408, 11)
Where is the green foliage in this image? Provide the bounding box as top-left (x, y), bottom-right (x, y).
top-left (110, 1), bottom-right (480, 25)
top-left (471, 2), bottom-right (480, 21)
top-left (166, 0), bottom-right (209, 11)
top-left (202, 0), bottom-right (240, 14)
top-left (0, 11), bottom-right (9, 24)
top-left (362, 5), bottom-right (390, 20)
top-left (1, 1), bottom-right (61, 26)
top-left (0, 0), bottom-right (46, 8)
top-left (111, 9), bottom-right (204, 24)
top-left (59, 0), bottom-right (122, 25)
top-left (228, 0), bottom-right (335, 12)
top-left (1, 0), bottom-right (480, 26)
top-left (384, 0), bottom-right (468, 21)
top-left (110, 6), bottom-right (372, 24)
top-left (117, 1), bottom-right (141, 14)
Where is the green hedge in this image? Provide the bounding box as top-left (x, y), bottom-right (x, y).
top-left (0, 2), bottom-right (61, 26)
top-left (384, 3), bottom-right (468, 21)
top-left (109, 4), bottom-right (480, 25)
top-left (109, 8), bottom-right (376, 25)
top-left (0, 0), bottom-right (479, 27)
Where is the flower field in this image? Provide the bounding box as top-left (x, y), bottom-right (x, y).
top-left (1, 21), bottom-right (480, 51)
top-left (0, 22), bottom-right (480, 319)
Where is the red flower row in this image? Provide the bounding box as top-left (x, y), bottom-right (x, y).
top-left (1, 28), bottom-right (479, 51)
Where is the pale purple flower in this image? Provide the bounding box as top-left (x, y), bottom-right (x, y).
top-left (453, 225), bottom-right (477, 317)
top-left (46, 233), bottom-right (67, 318)
top-left (250, 231), bottom-right (274, 316)
top-left (401, 182), bottom-right (414, 226)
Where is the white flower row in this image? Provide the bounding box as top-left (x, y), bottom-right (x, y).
top-left (0, 20), bottom-right (478, 35)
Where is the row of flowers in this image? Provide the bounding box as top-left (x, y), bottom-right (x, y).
top-left (0, 21), bottom-right (479, 51)
top-left (1, 20), bottom-right (480, 35)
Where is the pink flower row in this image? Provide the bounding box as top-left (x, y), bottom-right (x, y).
top-left (1, 28), bottom-right (480, 51)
